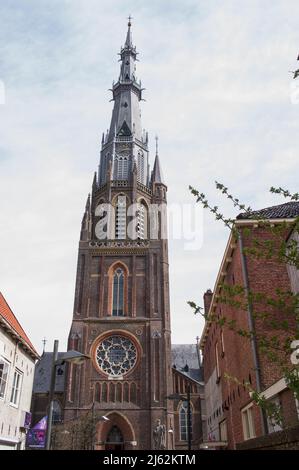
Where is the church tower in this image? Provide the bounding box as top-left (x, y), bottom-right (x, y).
top-left (64, 20), bottom-right (173, 450)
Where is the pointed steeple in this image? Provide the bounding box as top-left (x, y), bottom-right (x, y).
top-left (98, 20), bottom-right (149, 187)
top-left (152, 136), bottom-right (164, 184)
top-left (85, 193), bottom-right (90, 211)
top-left (92, 172), bottom-right (97, 194)
top-left (125, 16), bottom-right (133, 48)
top-left (117, 18), bottom-right (138, 87)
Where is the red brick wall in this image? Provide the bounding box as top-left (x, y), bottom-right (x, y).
top-left (202, 224), bottom-right (298, 448)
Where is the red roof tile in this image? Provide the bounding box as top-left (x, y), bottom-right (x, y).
top-left (0, 292), bottom-right (38, 357)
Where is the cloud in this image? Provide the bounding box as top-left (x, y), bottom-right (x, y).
top-left (0, 0), bottom-right (299, 352)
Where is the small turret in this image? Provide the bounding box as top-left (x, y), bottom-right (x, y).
top-left (151, 136), bottom-right (164, 185)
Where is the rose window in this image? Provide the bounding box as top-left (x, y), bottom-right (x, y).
top-left (96, 335), bottom-right (137, 377)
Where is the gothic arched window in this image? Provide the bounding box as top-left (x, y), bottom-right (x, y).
top-left (102, 382), bottom-right (108, 402)
top-left (95, 383), bottom-right (101, 402)
top-left (115, 195), bottom-right (126, 239)
top-left (179, 401), bottom-right (193, 441)
top-left (130, 382), bottom-right (137, 404)
top-left (112, 268), bottom-right (125, 316)
top-left (116, 157), bottom-right (129, 180)
top-left (108, 262), bottom-right (129, 317)
top-left (124, 382), bottom-right (129, 402)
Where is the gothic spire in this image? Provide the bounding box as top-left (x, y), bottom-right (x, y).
top-left (98, 20), bottom-right (149, 187)
top-left (125, 16), bottom-right (133, 48)
top-left (152, 136), bottom-right (164, 184)
top-left (107, 19), bottom-right (143, 142)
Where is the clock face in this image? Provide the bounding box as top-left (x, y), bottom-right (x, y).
top-left (118, 143), bottom-right (131, 153)
top-left (95, 335), bottom-right (137, 377)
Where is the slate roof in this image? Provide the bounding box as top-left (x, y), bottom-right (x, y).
top-left (178, 367), bottom-right (203, 383)
top-left (151, 154), bottom-right (164, 184)
top-left (172, 344), bottom-right (200, 369)
top-left (0, 291), bottom-right (38, 357)
top-left (33, 352), bottom-right (66, 393)
top-left (237, 201), bottom-right (299, 220)
top-left (171, 344), bottom-right (203, 383)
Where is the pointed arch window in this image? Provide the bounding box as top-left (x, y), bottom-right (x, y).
top-left (116, 157), bottom-right (129, 180)
top-left (112, 268), bottom-right (125, 316)
top-left (179, 401), bottom-right (193, 441)
top-left (115, 195), bottom-right (127, 239)
top-left (108, 262), bottom-right (129, 317)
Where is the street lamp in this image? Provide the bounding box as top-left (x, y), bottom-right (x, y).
top-left (45, 339), bottom-right (90, 450)
top-left (166, 383), bottom-right (192, 451)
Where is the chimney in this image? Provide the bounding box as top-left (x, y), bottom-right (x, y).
top-left (203, 289), bottom-right (213, 317)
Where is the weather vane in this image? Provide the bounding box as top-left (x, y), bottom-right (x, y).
top-left (128, 15), bottom-right (133, 26)
top-left (155, 135), bottom-right (159, 156)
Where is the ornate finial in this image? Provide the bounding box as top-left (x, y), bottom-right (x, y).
top-left (42, 337), bottom-right (47, 353)
top-left (155, 135), bottom-right (159, 156)
top-left (127, 15), bottom-right (133, 27)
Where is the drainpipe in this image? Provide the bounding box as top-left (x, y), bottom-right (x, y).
top-left (238, 228), bottom-right (268, 436)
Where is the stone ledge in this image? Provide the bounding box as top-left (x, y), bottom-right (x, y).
top-left (236, 425), bottom-right (299, 450)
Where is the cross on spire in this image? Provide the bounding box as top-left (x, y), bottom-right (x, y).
top-left (42, 337), bottom-right (47, 353)
top-left (155, 135), bottom-right (159, 156)
top-left (127, 15), bottom-right (133, 27)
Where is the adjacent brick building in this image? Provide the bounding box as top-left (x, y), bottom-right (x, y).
top-left (200, 202), bottom-right (299, 449)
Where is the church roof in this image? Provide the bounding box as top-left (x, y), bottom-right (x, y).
top-left (33, 352), bottom-right (66, 393)
top-left (152, 154), bottom-right (164, 184)
top-left (173, 366), bottom-right (204, 383)
top-left (171, 344), bottom-right (200, 369)
top-left (172, 344), bottom-right (204, 383)
top-left (237, 201), bottom-right (299, 220)
top-left (0, 292), bottom-right (38, 358)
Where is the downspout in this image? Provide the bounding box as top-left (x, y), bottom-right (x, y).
top-left (238, 228), bottom-right (268, 436)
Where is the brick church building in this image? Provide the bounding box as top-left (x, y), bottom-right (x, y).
top-left (63, 21), bottom-right (174, 450)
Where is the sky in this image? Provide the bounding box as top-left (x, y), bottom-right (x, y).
top-left (0, 0), bottom-right (299, 355)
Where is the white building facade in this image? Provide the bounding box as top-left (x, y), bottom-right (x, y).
top-left (0, 293), bottom-right (39, 449)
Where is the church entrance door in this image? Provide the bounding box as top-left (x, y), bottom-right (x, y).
top-left (104, 425), bottom-right (125, 450)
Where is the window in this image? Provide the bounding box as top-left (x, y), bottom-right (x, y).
top-left (241, 404), bottom-right (256, 440)
top-left (179, 401), bottom-right (193, 441)
top-left (219, 420), bottom-right (228, 442)
top-left (52, 400), bottom-right (62, 424)
top-left (112, 268), bottom-right (125, 316)
top-left (115, 157), bottom-right (129, 180)
top-left (10, 370), bottom-right (22, 406)
top-left (286, 230), bottom-right (299, 293)
top-left (95, 335), bottom-right (137, 377)
top-left (136, 202), bottom-right (147, 240)
top-left (267, 396), bottom-right (283, 434)
top-left (115, 195), bottom-right (126, 239)
top-left (0, 358), bottom-right (9, 399)
top-left (137, 151), bottom-right (144, 183)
